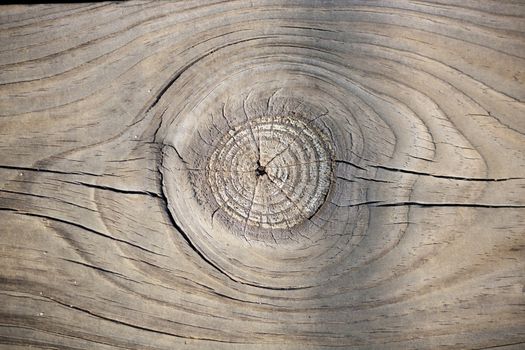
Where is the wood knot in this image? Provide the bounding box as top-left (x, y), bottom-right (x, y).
top-left (206, 115), bottom-right (334, 230)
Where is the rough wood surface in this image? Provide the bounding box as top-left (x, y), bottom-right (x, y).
top-left (1, 1), bottom-right (524, 349)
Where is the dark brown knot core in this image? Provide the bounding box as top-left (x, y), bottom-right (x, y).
top-left (255, 161), bottom-right (266, 177)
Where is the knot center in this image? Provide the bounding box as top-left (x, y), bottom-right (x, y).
top-left (255, 161), bottom-right (266, 177)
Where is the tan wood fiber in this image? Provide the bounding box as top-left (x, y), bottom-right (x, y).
top-left (0, 1), bottom-right (524, 349)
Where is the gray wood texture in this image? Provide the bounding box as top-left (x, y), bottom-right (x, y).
top-left (1, 1), bottom-right (524, 349)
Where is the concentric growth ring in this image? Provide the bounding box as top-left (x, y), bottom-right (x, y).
top-left (207, 115), bottom-right (333, 230)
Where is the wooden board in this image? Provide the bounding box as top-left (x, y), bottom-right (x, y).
top-left (1, 1), bottom-right (524, 349)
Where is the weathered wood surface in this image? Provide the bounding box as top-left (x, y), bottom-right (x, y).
top-left (1, 1), bottom-right (524, 349)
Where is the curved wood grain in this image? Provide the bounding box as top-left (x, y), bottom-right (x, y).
top-left (1, 1), bottom-right (524, 349)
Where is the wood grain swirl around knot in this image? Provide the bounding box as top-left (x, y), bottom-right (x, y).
top-left (1, 2), bottom-right (524, 349)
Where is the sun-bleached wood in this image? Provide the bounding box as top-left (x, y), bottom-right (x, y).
top-left (0, 1), bottom-right (524, 349)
